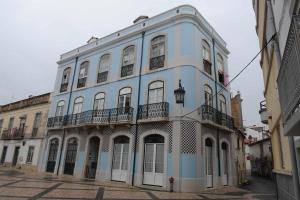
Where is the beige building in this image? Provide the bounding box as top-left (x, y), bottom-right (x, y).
top-left (0, 93), bottom-right (50, 171)
top-left (231, 92), bottom-right (246, 185)
top-left (252, 0), bottom-right (300, 199)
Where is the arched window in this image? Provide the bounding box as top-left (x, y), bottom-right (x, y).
top-left (219, 94), bottom-right (226, 113)
top-left (118, 87), bottom-right (132, 108)
top-left (121, 46), bottom-right (135, 77)
top-left (217, 54), bottom-right (225, 84)
top-left (148, 81), bottom-right (164, 104)
top-left (150, 36), bottom-right (165, 70)
top-left (97, 54), bottom-right (110, 83)
top-left (94, 93), bottom-right (105, 110)
top-left (77, 61), bottom-right (89, 88)
top-left (73, 97), bottom-right (84, 114)
top-left (55, 100), bottom-right (65, 116)
top-left (60, 67), bottom-right (71, 92)
top-left (204, 85), bottom-right (213, 106)
top-left (202, 40), bottom-right (212, 75)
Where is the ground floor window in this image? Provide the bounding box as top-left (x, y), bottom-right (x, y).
top-left (26, 146), bottom-right (35, 164)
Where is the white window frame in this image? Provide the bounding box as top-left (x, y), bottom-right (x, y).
top-left (118, 87), bottom-right (132, 108)
top-left (94, 93), bottom-right (105, 110)
top-left (55, 101), bottom-right (65, 117)
top-left (150, 36), bottom-right (165, 58)
top-left (122, 46), bottom-right (135, 66)
top-left (148, 81), bottom-right (164, 104)
top-left (204, 85), bottom-right (213, 106)
top-left (202, 40), bottom-right (211, 62)
top-left (73, 97), bottom-right (84, 114)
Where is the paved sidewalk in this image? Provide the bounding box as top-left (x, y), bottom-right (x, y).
top-left (0, 167), bottom-right (276, 200)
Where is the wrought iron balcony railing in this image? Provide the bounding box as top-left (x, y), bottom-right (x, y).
top-left (47, 107), bottom-right (134, 128)
top-left (201, 105), bottom-right (234, 130)
top-left (138, 102), bottom-right (169, 121)
top-left (97, 71), bottom-right (108, 83)
top-left (150, 55), bottom-right (165, 70)
top-left (77, 77), bottom-right (87, 88)
top-left (1, 127), bottom-right (26, 140)
top-left (60, 82), bottom-right (68, 93)
top-left (278, 15), bottom-right (300, 126)
top-left (121, 64), bottom-right (133, 77)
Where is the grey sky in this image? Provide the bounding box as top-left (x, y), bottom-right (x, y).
top-left (0, 0), bottom-right (264, 126)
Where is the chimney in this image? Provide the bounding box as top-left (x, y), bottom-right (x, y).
top-left (133, 15), bottom-right (149, 24)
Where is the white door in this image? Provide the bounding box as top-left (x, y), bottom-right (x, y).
top-left (222, 144), bottom-right (228, 186)
top-left (112, 143), bottom-right (129, 182)
top-left (143, 143), bottom-right (164, 186)
top-left (206, 145), bottom-right (213, 188)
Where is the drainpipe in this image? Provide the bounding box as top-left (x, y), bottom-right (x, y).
top-left (132, 31), bottom-right (145, 186)
top-left (56, 56), bottom-right (79, 175)
top-left (212, 38), bottom-right (221, 176)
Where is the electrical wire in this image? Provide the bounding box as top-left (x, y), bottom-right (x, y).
top-left (180, 33), bottom-right (277, 118)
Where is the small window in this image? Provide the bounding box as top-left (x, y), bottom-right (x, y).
top-left (118, 87), bottom-right (132, 108)
top-left (121, 46), bottom-right (135, 77)
top-left (148, 81), bottom-right (164, 104)
top-left (150, 36), bottom-right (165, 70)
top-left (204, 85), bottom-right (213, 106)
top-left (94, 93), bottom-right (105, 110)
top-left (202, 40), bottom-right (212, 75)
top-left (73, 97), bottom-right (84, 114)
top-left (26, 146), bottom-right (35, 163)
top-left (217, 54), bottom-right (225, 84)
top-left (60, 67), bottom-right (71, 92)
top-left (55, 101), bottom-right (65, 117)
top-left (97, 54), bottom-right (110, 83)
top-left (77, 61), bottom-right (89, 88)
top-left (219, 94), bottom-right (226, 113)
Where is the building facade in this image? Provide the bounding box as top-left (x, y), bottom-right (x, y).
top-left (0, 93), bottom-right (50, 171)
top-left (252, 0), bottom-right (300, 199)
top-left (42, 5), bottom-right (235, 192)
top-left (230, 92), bottom-right (246, 185)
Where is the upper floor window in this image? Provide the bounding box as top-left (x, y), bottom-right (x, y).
top-left (219, 94), bottom-right (226, 113)
top-left (148, 81), bottom-right (164, 104)
top-left (217, 54), bottom-right (225, 84)
top-left (19, 116), bottom-right (26, 129)
top-left (77, 61), bottom-right (89, 88)
top-left (118, 87), bottom-right (132, 108)
top-left (60, 67), bottom-right (71, 92)
top-left (202, 40), bottom-right (212, 75)
top-left (32, 112), bottom-right (42, 137)
top-left (94, 93), bottom-right (105, 110)
top-left (204, 85), bottom-right (213, 106)
top-left (55, 100), bottom-right (65, 117)
top-left (150, 36), bottom-right (165, 70)
top-left (0, 119), bottom-right (3, 134)
top-left (8, 117), bottom-right (14, 129)
top-left (97, 54), bottom-right (110, 83)
top-left (73, 97), bottom-right (84, 114)
top-left (121, 46), bottom-right (135, 77)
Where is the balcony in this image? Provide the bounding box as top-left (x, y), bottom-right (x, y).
top-left (1, 127), bottom-right (26, 140)
top-left (200, 105), bottom-right (234, 131)
top-left (121, 64), bottom-right (133, 77)
top-left (138, 102), bottom-right (169, 122)
top-left (47, 107), bottom-right (134, 129)
top-left (259, 100), bottom-right (269, 124)
top-left (97, 71), bottom-right (108, 83)
top-left (77, 77), bottom-right (86, 88)
top-left (149, 55), bottom-right (165, 70)
top-left (60, 82), bottom-right (68, 93)
top-left (277, 15), bottom-right (300, 136)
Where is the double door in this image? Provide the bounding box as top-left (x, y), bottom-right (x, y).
top-left (112, 142), bottom-right (129, 182)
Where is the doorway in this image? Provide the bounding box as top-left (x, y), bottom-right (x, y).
top-left (12, 146), bottom-right (20, 166)
top-left (111, 136), bottom-right (129, 182)
top-left (46, 138), bottom-right (59, 173)
top-left (85, 137), bottom-right (100, 179)
top-left (0, 146), bottom-right (8, 164)
top-left (221, 142), bottom-right (229, 186)
top-left (205, 138), bottom-right (213, 188)
top-left (64, 137), bottom-right (78, 175)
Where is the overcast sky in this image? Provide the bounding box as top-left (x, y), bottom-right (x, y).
top-left (0, 0), bottom-right (264, 126)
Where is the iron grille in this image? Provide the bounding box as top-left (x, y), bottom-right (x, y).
top-left (201, 105), bottom-right (234, 130)
top-left (278, 15), bottom-right (300, 123)
top-left (47, 116), bottom-right (64, 128)
top-left (138, 102), bottom-right (169, 120)
top-left (60, 83), bottom-right (68, 92)
top-left (77, 77), bottom-right (86, 88)
top-left (1, 127), bottom-right (26, 140)
top-left (150, 55), bottom-right (165, 70)
top-left (121, 64), bottom-right (133, 77)
top-left (97, 71), bottom-right (108, 83)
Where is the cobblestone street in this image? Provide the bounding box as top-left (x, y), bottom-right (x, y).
top-left (0, 167), bottom-right (276, 200)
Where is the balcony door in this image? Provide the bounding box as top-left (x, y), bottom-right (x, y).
top-left (205, 138), bottom-right (213, 188)
top-left (112, 136), bottom-right (129, 182)
top-left (143, 134), bottom-right (164, 186)
top-left (46, 138), bottom-right (59, 173)
top-left (118, 88), bottom-right (131, 117)
top-left (148, 81), bottom-right (164, 104)
top-left (221, 142), bottom-right (229, 186)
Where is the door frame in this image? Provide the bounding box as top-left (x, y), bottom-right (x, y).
top-left (44, 136), bottom-right (62, 174)
top-left (220, 139), bottom-right (231, 186)
top-left (203, 135), bottom-right (217, 188)
top-left (83, 134), bottom-right (102, 179)
top-left (138, 130), bottom-right (168, 188)
top-left (61, 135), bottom-right (80, 176)
top-left (108, 132), bottom-right (133, 184)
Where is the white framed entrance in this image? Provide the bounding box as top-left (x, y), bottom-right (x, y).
top-left (143, 134), bottom-right (165, 186)
top-left (205, 138), bottom-right (213, 188)
top-left (111, 136), bottom-right (129, 182)
top-left (221, 142), bottom-right (229, 186)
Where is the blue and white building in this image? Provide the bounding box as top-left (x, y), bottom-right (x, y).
top-left (42, 5), bottom-right (235, 192)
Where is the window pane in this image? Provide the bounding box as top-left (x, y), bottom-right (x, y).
top-left (99, 54), bottom-right (110, 72)
top-left (155, 144), bottom-right (164, 173)
top-left (144, 144), bottom-right (154, 172)
top-left (121, 144), bottom-right (129, 170)
top-left (112, 144), bottom-right (121, 169)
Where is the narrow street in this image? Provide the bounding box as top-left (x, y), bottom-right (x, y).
top-left (0, 167), bottom-right (276, 200)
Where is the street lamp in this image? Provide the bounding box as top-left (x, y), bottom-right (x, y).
top-left (174, 80), bottom-right (185, 107)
